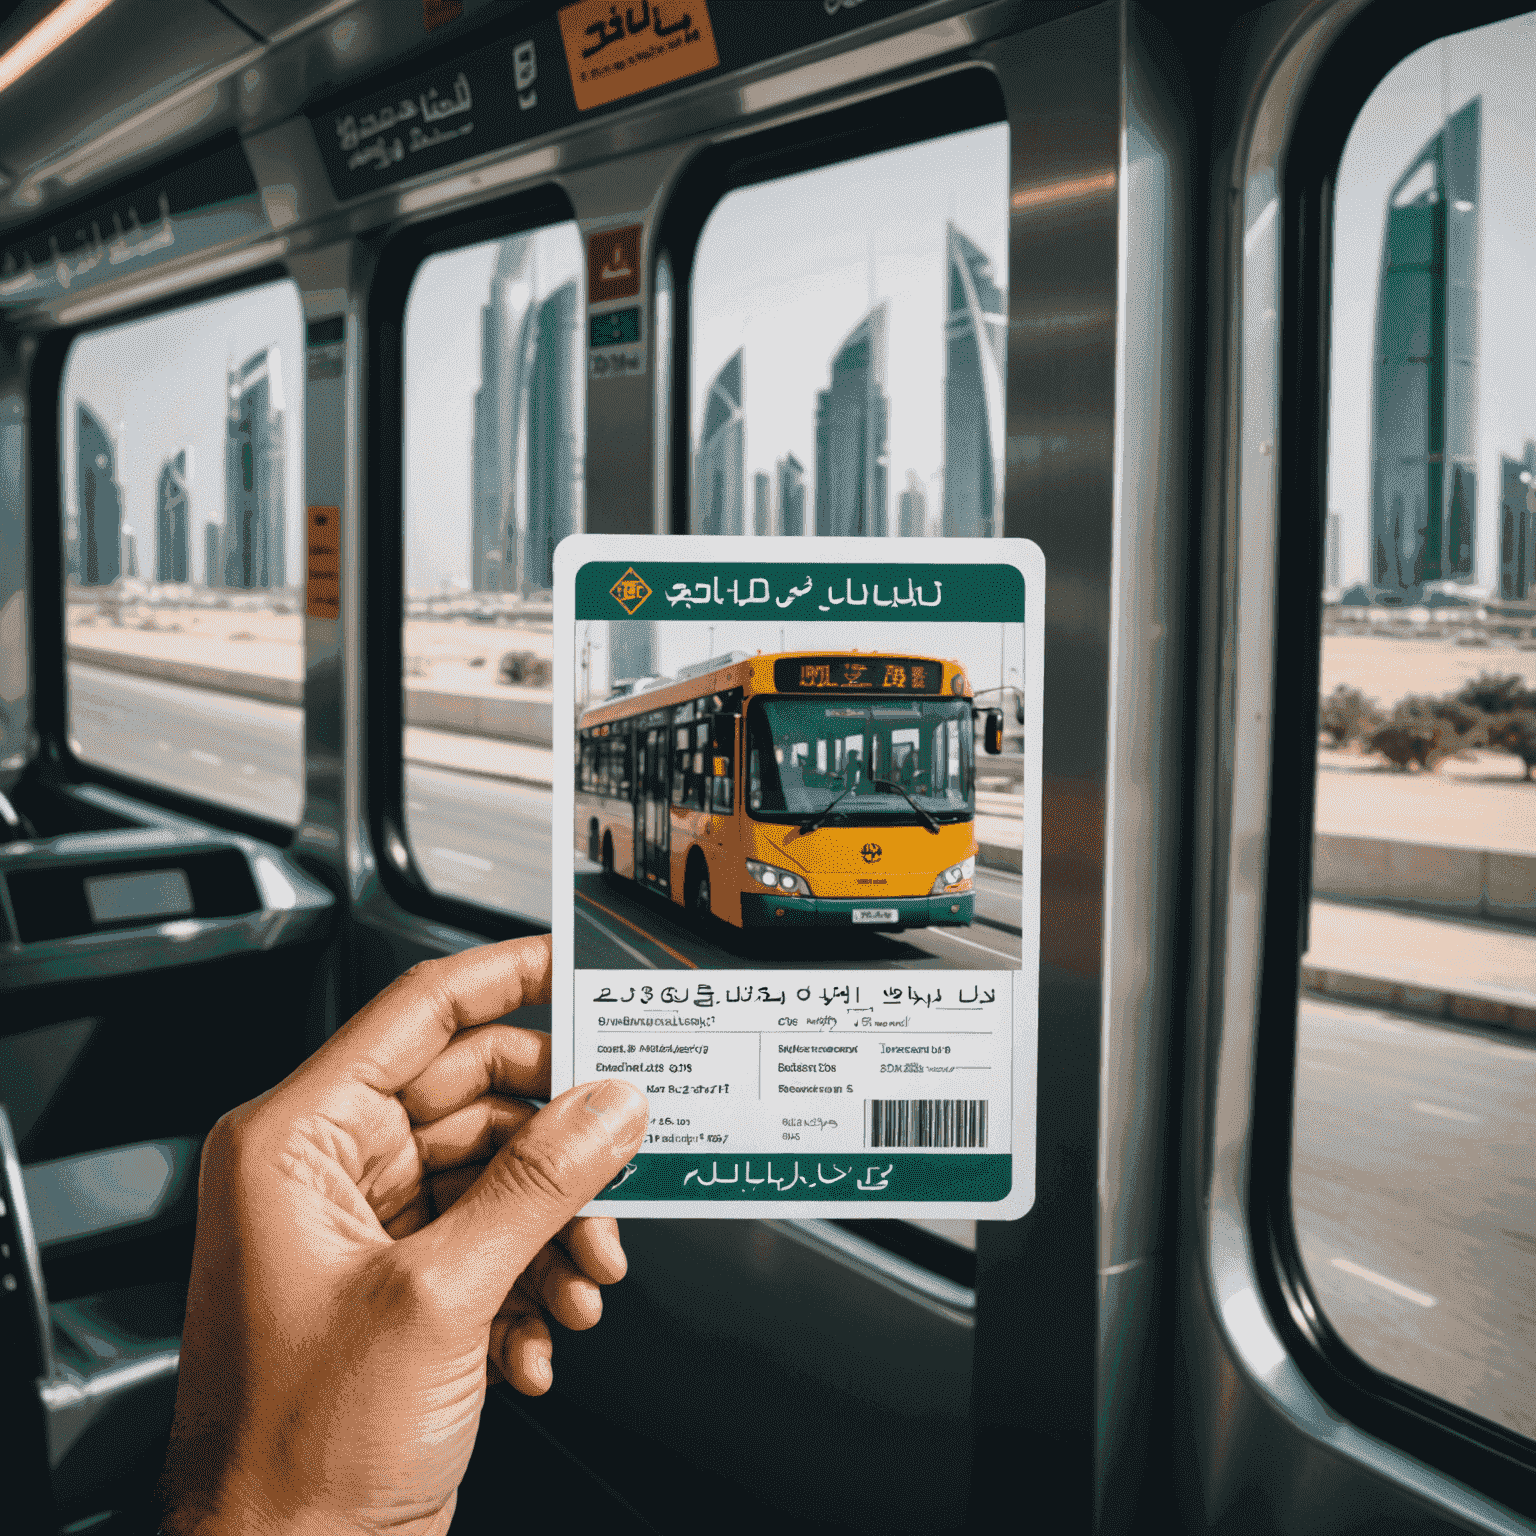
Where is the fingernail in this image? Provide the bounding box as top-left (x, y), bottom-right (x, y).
top-left (532, 1354), bottom-right (551, 1387)
top-left (580, 1079), bottom-right (648, 1148)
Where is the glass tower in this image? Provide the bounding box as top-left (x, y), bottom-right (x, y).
top-left (523, 279), bottom-right (580, 594)
top-left (221, 349), bottom-right (287, 589)
top-left (156, 447), bottom-right (192, 583)
top-left (1498, 443), bottom-right (1536, 600)
top-left (75, 404), bottom-right (122, 586)
top-left (1369, 97), bottom-right (1480, 601)
top-left (694, 349), bottom-right (744, 536)
top-left (776, 453), bottom-right (805, 537)
top-left (814, 304), bottom-right (888, 537)
top-left (942, 224), bottom-right (1007, 539)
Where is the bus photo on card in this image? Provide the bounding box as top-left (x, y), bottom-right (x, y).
top-left (552, 535), bottom-right (1043, 1220)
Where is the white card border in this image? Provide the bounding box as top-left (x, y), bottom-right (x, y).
top-left (552, 533), bottom-right (1043, 1220)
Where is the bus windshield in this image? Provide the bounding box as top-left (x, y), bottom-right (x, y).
top-left (745, 697), bottom-right (974, 822)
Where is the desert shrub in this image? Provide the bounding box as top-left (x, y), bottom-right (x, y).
top-left (1484, 709), bottom-right (1536, 781)
top-left (1318, 685), bottom-right (1381, 747)
top-left (1454, 671), bottom-right (1535, 716)
top-left (1365, 696), bottom-right (1472, 771)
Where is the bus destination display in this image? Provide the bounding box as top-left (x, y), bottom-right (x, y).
top-left (554, 536), bottom-right (1045, 1221)
top-left (772, 656), bottom-right (944, 693)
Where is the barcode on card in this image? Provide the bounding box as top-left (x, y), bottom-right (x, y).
top-left (865, 1099), bottom-right (988, 1149)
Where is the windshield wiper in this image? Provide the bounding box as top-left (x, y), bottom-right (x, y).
top-left (796, 775), bottom-right (862, 836)
top-left (865, 777), bottom-right (942, 834)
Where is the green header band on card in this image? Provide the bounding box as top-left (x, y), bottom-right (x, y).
top-left (577, 562), bottom-right (1025, 623)
top-left (598, 1152), bottom-right (1012, 1202)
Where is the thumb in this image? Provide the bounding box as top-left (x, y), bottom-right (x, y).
top-left (423, 1077), bottom-right (648, 1322)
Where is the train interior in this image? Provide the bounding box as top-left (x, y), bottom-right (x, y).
top-left (0, 0), bottom-right (1533, 1530)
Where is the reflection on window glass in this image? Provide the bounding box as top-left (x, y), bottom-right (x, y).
top-left (1295, 12), bottom-right (1536, 1443)
top-left (690, 124), bottom-right (1008, 539)
top-left (61, 280), bottom-right (305, 824)
top-left (402, 223), bottom-right (584, 920)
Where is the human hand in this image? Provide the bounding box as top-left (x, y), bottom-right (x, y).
top-left (161, 935), bottom-right (648, 1536)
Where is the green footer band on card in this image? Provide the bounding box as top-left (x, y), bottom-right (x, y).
top-left (600, 1152), bottom-right (1012, 1202)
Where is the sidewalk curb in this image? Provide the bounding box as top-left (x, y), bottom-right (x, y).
top-left (977, 841), bottom-right (1022, 874)
top-left (1301, 962), bottom-right (1536, 1038)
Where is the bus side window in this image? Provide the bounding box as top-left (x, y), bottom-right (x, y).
top-left (710, 714), bottom-right (735, 813)
top-left (672, 725), bottom-right (690, 807)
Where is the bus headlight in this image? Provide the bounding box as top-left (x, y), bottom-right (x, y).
top-left (930, 855), bottom-right (975, 894)
top-left (746, 859), bottom-right (811, 896)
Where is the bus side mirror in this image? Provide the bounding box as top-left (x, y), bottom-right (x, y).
top-left (984, 710), bottom-right (1004, 755)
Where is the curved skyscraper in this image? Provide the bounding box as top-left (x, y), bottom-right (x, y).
top-left (694, 349), bottom-right (744, 536)
top-left (75, 404), bottom-right (122, 587)
top-left (942, 224), bottom-right (1007, 539)
top-left (221, 349), bottom-right (286, 589)
top-left (471, 237), bottom-right (581, 594)
top-left (1369, 97), bottom-right (1480, 601)
top-left (814, 304), bottom-right (888, 537)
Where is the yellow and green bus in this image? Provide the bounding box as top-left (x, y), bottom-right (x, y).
top-left (575, 651), bottom-right (995, 931)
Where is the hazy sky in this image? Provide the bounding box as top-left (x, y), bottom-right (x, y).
top-left (1329, 13), bottom-right (1536, 589)
top-left (62, 280), bottom-right (305, 586)
top-left (578, 616), bottom-right (1026, 707)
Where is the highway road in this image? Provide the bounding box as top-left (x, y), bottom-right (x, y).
top-left (1293, 997), bottom-right (1536, 1440)
top-left (68, 667), bottom-right (1536, 1435)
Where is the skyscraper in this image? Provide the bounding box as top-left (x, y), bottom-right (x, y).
top-left (470, 237), bottom-right (581, 595)
top-left (75, 404), bottom-right (122, 586)
top-left (1369, 98), bottom-right (1480, 602)
top-left (942, 224), bottom-right (1007, 539)
top-left (121, 526), bottom-right (139, 579)
top-left (524, 279), bottom-right (580, 593)
top-left (609, 619), bottom-right (656, 684)
top-left (1498, 444), bottom-right (1536, 600)
top-left (1325, 512), bottom-right (1342, 590)
top-left (694, 349), bottom-right (744, 536)
top-left (814, 304), bottom-right (888, 537)
top-left (753, 471), bottom-right (772, 536)
top-left (776, 453), bottom-right (806, 537)
top-left (156, 447), bottom-right (192, 583)
top-left (204, 523), bottom-right (220, 588)
top-left (898, 470), bottom-right (927, 538)
top-left (221, 349), bottom-right (287, 589)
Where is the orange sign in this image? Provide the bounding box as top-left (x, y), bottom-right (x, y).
top-left (557, 0), bottom-right (719, 113)
top-left (587, 224), bottom-right (642, 304)
top-left (306, 506), bottom-right (340, 620)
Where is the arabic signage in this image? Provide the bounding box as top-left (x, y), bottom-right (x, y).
top-left (576, 561), bottom-right (1026, 623)
top-left (305, 506), bottom-right (341, 621)
top-left (771, 655), bottom-right (946, 693)
top-left (308, 0), bottom-right (929, 202)
top-left (557, 0), bottom-right (720, 112)
top-left (0, 141), bottom-right (265, 310)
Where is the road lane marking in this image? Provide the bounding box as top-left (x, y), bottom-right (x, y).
top-left (576, 907), bottom-right (657, 968)
top-left (1330, 1257), bottom-right (1437, 1308)
top-left (430, 846), bottom-right (493, 871)
top-left (1411, 1100), bottom-right (1480, 1124)
top-left (190, 749), bottom-right (221, 766)
top-left (919, 927), bottom-right (1019, 961)
top-left (575, 890), bottom-right (699, 969)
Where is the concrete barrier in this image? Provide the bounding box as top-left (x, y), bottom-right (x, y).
top-left (1312, 833), bottom-right (1536, 929)
top-left (70, 644), bottom-right (554, 745)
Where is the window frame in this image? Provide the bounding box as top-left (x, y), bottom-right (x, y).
top-left (30, 263), bottom-right (303, 850)
top-left (1254, 0), bottom-right (1536, 1513)
top-left (366, 183), bottom-right (578, 941)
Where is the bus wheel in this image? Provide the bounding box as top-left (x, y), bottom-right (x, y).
top-left (686, 855), bottom-right (711, 923)
top-left (587, 819), bottom-right (601, 864)
top-left (602, 833), bottom-right (616, 884)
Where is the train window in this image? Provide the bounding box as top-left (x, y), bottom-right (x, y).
top-left (402, 223), bottom-right (584, 921)
top-left (60, 280), bottom-right (306, 823)
top-left (689, 122), bottom-right (1008, 540)
top-left (1295, 11), bottom-right (1536, 1444)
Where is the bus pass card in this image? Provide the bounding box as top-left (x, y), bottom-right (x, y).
top-left (552, 535), bottom-right (1043, 1219)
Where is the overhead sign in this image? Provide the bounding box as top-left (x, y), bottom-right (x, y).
top-left (0, 141), bottom-right (265, 310)
top-left (557, 0), bottom-right (720, 112)
top-left (308, 0), bottom-right (928, 201)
